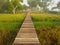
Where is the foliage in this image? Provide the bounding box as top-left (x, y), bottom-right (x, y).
top-left (28, 0), bottom-right (52, 12)
top-left (47, 11), bottom-right (60, 14)
top-left (52, 1), bottom-right (60, 11)
top-left (28, 0), bottom-right (39, 7)
top-left (39, 0), bottom-right (52, 12)
top-left (57, 1), bottom-right (60, 9)
top-left (0, 14), bottom-right (25, 45)
top-left (1, 2), bottom-right (14, 13)
top-left (31, 13), bottom-right (60, 45)
top-left (0, 0), bottom-right (23, 14)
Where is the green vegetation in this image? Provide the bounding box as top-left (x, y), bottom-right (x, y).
top-left (0, 0), bottom-right (23, 14)
top-left (0, 14), bottom-right (25, 45)
top-left (31, 13), bottom-right (60, 45)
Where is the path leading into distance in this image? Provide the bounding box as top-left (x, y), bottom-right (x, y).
top-left (13, 12), bottom-right (40, 45)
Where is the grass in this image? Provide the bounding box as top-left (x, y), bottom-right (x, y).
top-left (31, 13), bottom-right (60, 45)
top-left (0, 14), bottom-right (25, 45)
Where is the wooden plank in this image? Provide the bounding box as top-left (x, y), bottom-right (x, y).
top-left (13, 13), bottom-right (40, 45)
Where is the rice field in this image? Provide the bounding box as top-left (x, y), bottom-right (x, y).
top-left (0, 14), bottom-right (25, 45)
top-left (31, 13), bottom-right (60, 45)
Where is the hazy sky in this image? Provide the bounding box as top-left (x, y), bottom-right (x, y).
top-left (48, 0), bottom-right (60, 10)
top-left (22, 0), bottom-right (60, 10)
top-left (20, 0), bottom-right (29, 6)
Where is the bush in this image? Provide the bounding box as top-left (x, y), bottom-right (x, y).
top-left (47, 11), bottom-right (60, 14)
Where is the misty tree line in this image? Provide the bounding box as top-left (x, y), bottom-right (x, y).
top-left (28, 0), bottom-right (60, 13)
top-left (0, 0), bottom-right (60, 14)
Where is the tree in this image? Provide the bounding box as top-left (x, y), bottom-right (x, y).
top-left (0, 0), bottom-right (23, 14)
top-left (28, 0), bottom-right (52, 12)
top-left (0, 0), bottom-right (7, 5)
top-left (52, 1), bottom-right (60, 10)
top-left (1, 1), bottom-right (14, 13)
top-left (57, 1), bottom-right (60, 9)
top-left (39, 0), bottom-right (52, 12)
top-left (9, 0), bottom-right (23, 14)
top-left (28, 0), bottom-right (39, 8)
top-left (0, 0), bottom-right (7, 13)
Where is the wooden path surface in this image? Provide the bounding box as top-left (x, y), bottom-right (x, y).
top-left (13, 13), bottom-right (40, 45)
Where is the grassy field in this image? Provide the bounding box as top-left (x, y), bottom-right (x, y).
top-left (0, 14), bottom-right (25, 45)
top-left (31, 13), bottom-right (60, 45)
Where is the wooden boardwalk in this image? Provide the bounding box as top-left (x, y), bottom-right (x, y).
top-left (13, 13), bottom-right (40, 45)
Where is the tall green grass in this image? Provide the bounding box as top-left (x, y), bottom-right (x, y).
top-left (31, 13), bottom-right (60, 45)
top-left (0, 14), bottom-right (25, 45)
